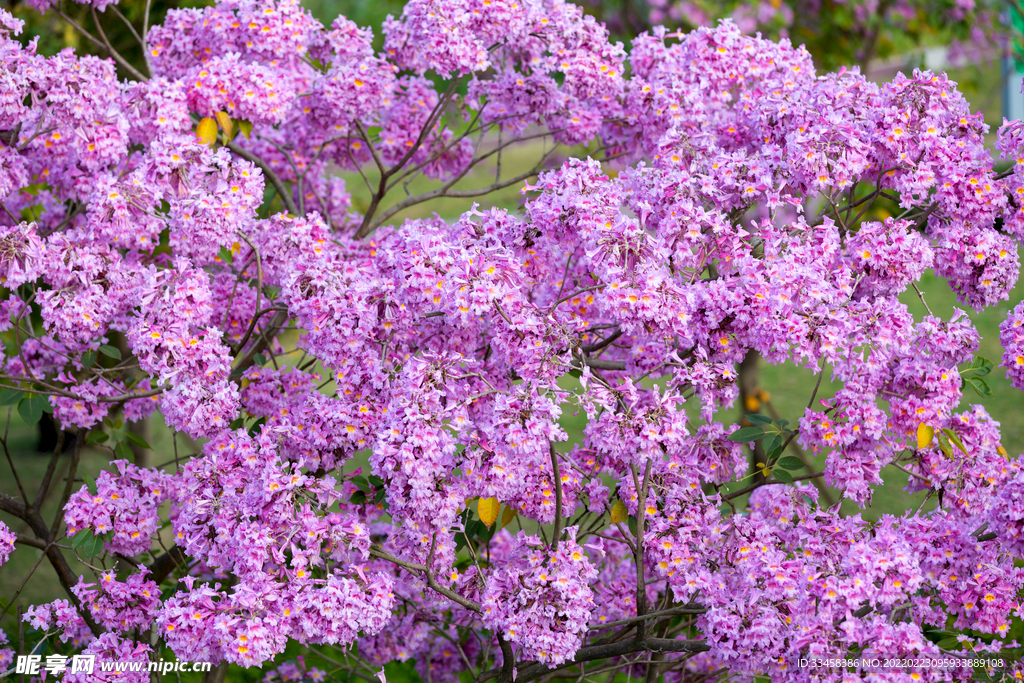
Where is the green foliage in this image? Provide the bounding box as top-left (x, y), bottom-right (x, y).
top-left (70, 529), bottom-right (111, 559)
top-left (17, 393), bottom-right (49, 425)
top-left (961, 356), bottom-right (995, 399)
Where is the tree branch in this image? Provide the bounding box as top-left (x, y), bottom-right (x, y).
top-left (89, 8), bottom-right (147, 81)
top-left (368, 545), bottom-right (482, 613)
top-left (148, 545), bottom-right (188, 584)
top-left (481, 636), bottom-right (709, 683)
top-left (356, 167), bottom-right (542, 239)
top-left (0, 491), bottom-right (102, 637)
top-left (550, 445), bottom-right (562, 550)
top-left (231, 310), bottom-right (289, 377)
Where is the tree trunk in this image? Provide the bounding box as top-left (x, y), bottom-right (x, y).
top-left (203, 662), bottom-right (228, 683)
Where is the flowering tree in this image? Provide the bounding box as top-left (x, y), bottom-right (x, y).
top-left (4, 0), bottom-right (1024, 681)
top-left (594, 0), bottom-right (1007, 70)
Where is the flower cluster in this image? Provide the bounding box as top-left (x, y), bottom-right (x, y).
top-left (1001, 301), bottom-right (1024, 391)
top-left (63, 460), bottom-right (172, 556)
top-left (64, 633), bottom-right (152, 683)
top-left (73, 568), bottom-right (162, 632)
top-left (482, 529), bottom-right (598, 666)
top-left (0, 521), bottom-right (14, 566)
top-left (846, 218), bottom-right (932, 297)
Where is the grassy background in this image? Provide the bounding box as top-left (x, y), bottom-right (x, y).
top-left (0, 25), bottom-right (1019, 683)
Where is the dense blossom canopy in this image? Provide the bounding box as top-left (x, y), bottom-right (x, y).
top-left (2, 0), bottom-right (1024, 681)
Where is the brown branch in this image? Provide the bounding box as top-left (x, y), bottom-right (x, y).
top-left (496, 636), bottom-right (516, 683)
top-left (573, 356), bottom-right (627, 372)
top-left (147, 545), bottom-right (188, 584)
top-left (89, 8), bottom-right (147, 81)
top-left (725, 470), bottom-right (826, 501)
top-left (0, 490), bottom-right (102, 637)
top-left (108, 6), bottom-right (150, 77)
top-left (356, 166), bottom-right (542, 239)
top-left (633, 459), bottom-right (652, 636)
top-left (368, 545), bottom-right (482, 613)
top-left (550, 445), bottom-right (562, 551)
top-left (481, 636), bottom-right (710, 683)
top-left (49, 428), bottom-right (85, 540)
top-left (582, 328), bottom-right (623, 354)
top-left (590, 604), bottom-right (707, 631)
top-left (32, 428), bottom-right (65, 511)
top-left (231, 310), bottom-right (289, 378)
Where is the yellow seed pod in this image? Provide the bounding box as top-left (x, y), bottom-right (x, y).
top-left (916, 423), bottom-right (934, 450)
top-left (196, 117), bottom-right (218, 146)
top-left (215, 111), bottom-right (233, 140)
top-left (478, 497), bottom-right (500, 529)
top-left (610, 499), bottom-right (628, 524)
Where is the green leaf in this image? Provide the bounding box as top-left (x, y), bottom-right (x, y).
top-left (253, 353), bottom-right (267, 367)
top-left (777, 456), bottom-right (804, 471)
top-left (776, 419), bottom-right (790, 429)
top-left (217, 246), bottom-right (234, 265)
top-left (81, 351), bottom-right (97, 368)
top-left (934, 637), bottom-right (963, 651)
top-left (98, 345), bottom-right (122, 360)
top-left (349, 490), bottom-right (367, 505)
top-left (626, 516), bottom-right (637, 537)
top-left (70, 530), bottom-right (88, 550)
top-left (465, 519), bottom-right (484, 540)
top-left (960, 356), bottom-right (993, 379)
top-left (966, 377), bottom-right (993, 398)
top-left (368, 475), bottom-right (385, 488)
top-left (247, 416), bottom-right (266, 437)
top-left (352, 475), bottom-right (370, 493)
top-left (114, 441), bottom-right (134, 460)
top-left (373, 488), bottom-right (386, 505)
top-left (0, 388), bottom-right (23, 406)
top-left (238, 120), bottom-right (254, 140)
top-left (728, 427), bottom-right (765, 442)
top-left (125, 432), bottom-right (151, 449)
top-left (229, 418), bottom-right (245, 430)
top-left (936, 432), bottom-right (953, 458)
top-left (745, 414), bottom-right (772, 426)
top-left (79, 532), bottom-right (110, 560)
top-left (83, 473), bottom-right (97, 495)
top-left (762, 433), bottom-right (782, 456)
top-left (17, 393), bottom-right (44, 425)
top-left (940, 428), bottom-right (969, 456)
top-left (772, 468), bottom-right (794, 484)
top-left (85, 431), bottom-right (109, 445)
top-left (19, 204), bottom-right (42, 222)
